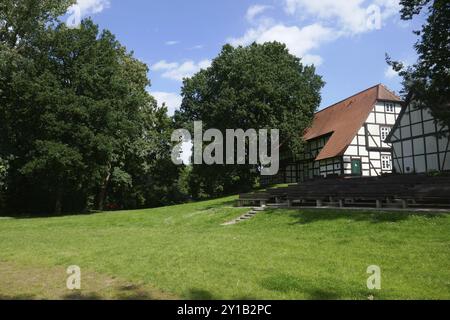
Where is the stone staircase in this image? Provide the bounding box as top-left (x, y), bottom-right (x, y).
top-left (267, 200), bottom-right (407, 209)
top-left (222, 206), bottom-right (266, 226)
top-left (266, 203), bottom-right (290, 209)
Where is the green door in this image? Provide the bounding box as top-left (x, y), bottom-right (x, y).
top-left (351, 159), bottom-right (362, 176)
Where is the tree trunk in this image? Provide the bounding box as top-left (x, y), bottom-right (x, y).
top-left (97, 171), bottom-right (111, 211)
top-left (54, 183), bottom-right (63, 215)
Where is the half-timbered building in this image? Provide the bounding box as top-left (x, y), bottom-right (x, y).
top-left (263, 84), bottom-right (403, 184)
top-left (386, 103), bottom-right (450, 174)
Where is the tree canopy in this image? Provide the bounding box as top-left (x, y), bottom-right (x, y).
top-left (0, 2), bottom-right (325, 213)
top-left (176, 42), bottom-right (324, 197)
top-left (0, 1), bottom-right (183, 215)
top-left (387, 0), bottom-right (450, 128)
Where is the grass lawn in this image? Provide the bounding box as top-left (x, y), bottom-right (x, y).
top-left (0, 196), bottom-right (449, 300)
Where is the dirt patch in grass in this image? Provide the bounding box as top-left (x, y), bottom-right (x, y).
top-left (0, 261), bottom-right (178, 300)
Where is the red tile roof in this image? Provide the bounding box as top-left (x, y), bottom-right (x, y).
top-left (304, 84), bottom-right (402, 161)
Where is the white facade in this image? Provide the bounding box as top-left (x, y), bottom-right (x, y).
top-left (389, 105), bottom-right (450, 174)
top-left (279, 101), bottom-right (402, 183)
top-left (295, 135), bottom-right (342, 181)
top-left (342, 101), bottom-right (402, 177)
top-left (261, 86), bottom-right (404, 186)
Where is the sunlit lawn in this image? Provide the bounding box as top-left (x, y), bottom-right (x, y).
top-left (0, 197), bottom-right (449, 300)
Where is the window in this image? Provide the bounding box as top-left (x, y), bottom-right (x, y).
top-left (386, 103), bottom-right (395, 113)
top-left (286, 165), bottom-right (297, 183)
top-left (382, 155), bottom-right (392, 170)
top-left (380, 127), bottom-right (390, 142)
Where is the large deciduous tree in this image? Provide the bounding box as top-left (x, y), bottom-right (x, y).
top-left (0, 0), bottom-right (75, 49)
top-left (176, 42), bottom-right (324, 197)
top-left (387, 0), bottom-right (450, 128)
top-left (1, 1), bottom-right (178, 215)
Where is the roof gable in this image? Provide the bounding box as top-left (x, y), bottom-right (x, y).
top-left (377, 84), bottom-right (402, 102)
top-left (304, 84), bottom-right (402, 161)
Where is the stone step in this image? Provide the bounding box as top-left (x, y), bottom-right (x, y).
top-left (266, 203), bottom-right (289, 207)
top-left (322, 202), bottom-right (343, 207)
top-left (222, 208), bottom-right (263, 226)
top-left (383, 203), bottom-right (404, 209)
top-left (222, 221), bottom-right (235, 226)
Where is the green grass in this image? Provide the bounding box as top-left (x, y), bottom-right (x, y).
top-left (0, 196), bottom-right (449, 300)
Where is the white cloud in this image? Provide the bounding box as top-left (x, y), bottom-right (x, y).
top-left (190, 44), bottom-right (204, 50)
top-left (384, 59), bottom-right (409, 79)
top-left (151, 91), bottom-right (182, 116)
top-left (384, 66), bottom-right (399, 79)
top-left (229, 23), bottom-right (336, 61)
top-left (284, 0), bottom-right (400, 34)
top-left (74, 0), bottom-right (110, 16)
top-left (165, 40), bottom-right (179, 46)
top-left (302, 54), bottom-right (324, 66)
top-left (151, 59), bottom-right (212, 81)
top-left (228, 1), bottom-right (400, 66)
top-left (150, 92), bottom-right (193, 164)
top-left (66, 0), bottom-right (110, 28)
top-left (374, 0), bottom-right (402, 20)
top-left (151, 60), bottom-right (179, 71)
top-left (246, 5), bottom-right (272, 22)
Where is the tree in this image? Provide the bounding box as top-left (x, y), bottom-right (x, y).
top-left (0, 158), bottom-right (7, 189)
top-left (0, 0), bottom-right (75, 49)
top-left (1, 0), bottom-right (75, 161)
top-left (1, 13), bottom-right (173, 214)
top-left (1, 0), bottom-right (77, 214)
top-left (387, 0), bottom-right (450, 128)
top-left (176, 42), bottom-right (324, 197)
top-left (1, 1), bottom-right (186, 215)
top-left (0, 157), bottom-right (8, 212)
top-left (107, 104), bottom-right (189, 210)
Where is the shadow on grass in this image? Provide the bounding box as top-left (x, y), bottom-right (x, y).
top-left (0, 290), bottom-right (157, 301)
top-left (63, 291), bottom-right (103, 300)
top-left (0, 284), bottom-right (164, 301)
top-left (114, 284), bottom-right (157, 300)
top-left (279, 210), bottom-right (448, 225)
top-left (0, 211), bottom-right (101, 220)
top-left (186, 289), bottom-right (257, 300)
top-left (187, 289), bottom-right (216, 300)
top-left (0, 294), bottom-right (36, 300)
top-left (260, 274), bottom-right (371, 300)
top-left (1, 198), bottom-right (238, 219)
top-left (63, 284), bottom-right (158, 300)
top-left (200, 200), bottom-right (237, 211)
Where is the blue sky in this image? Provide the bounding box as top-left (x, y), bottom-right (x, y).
top-left (70, 0), bottom-right (423, 115)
